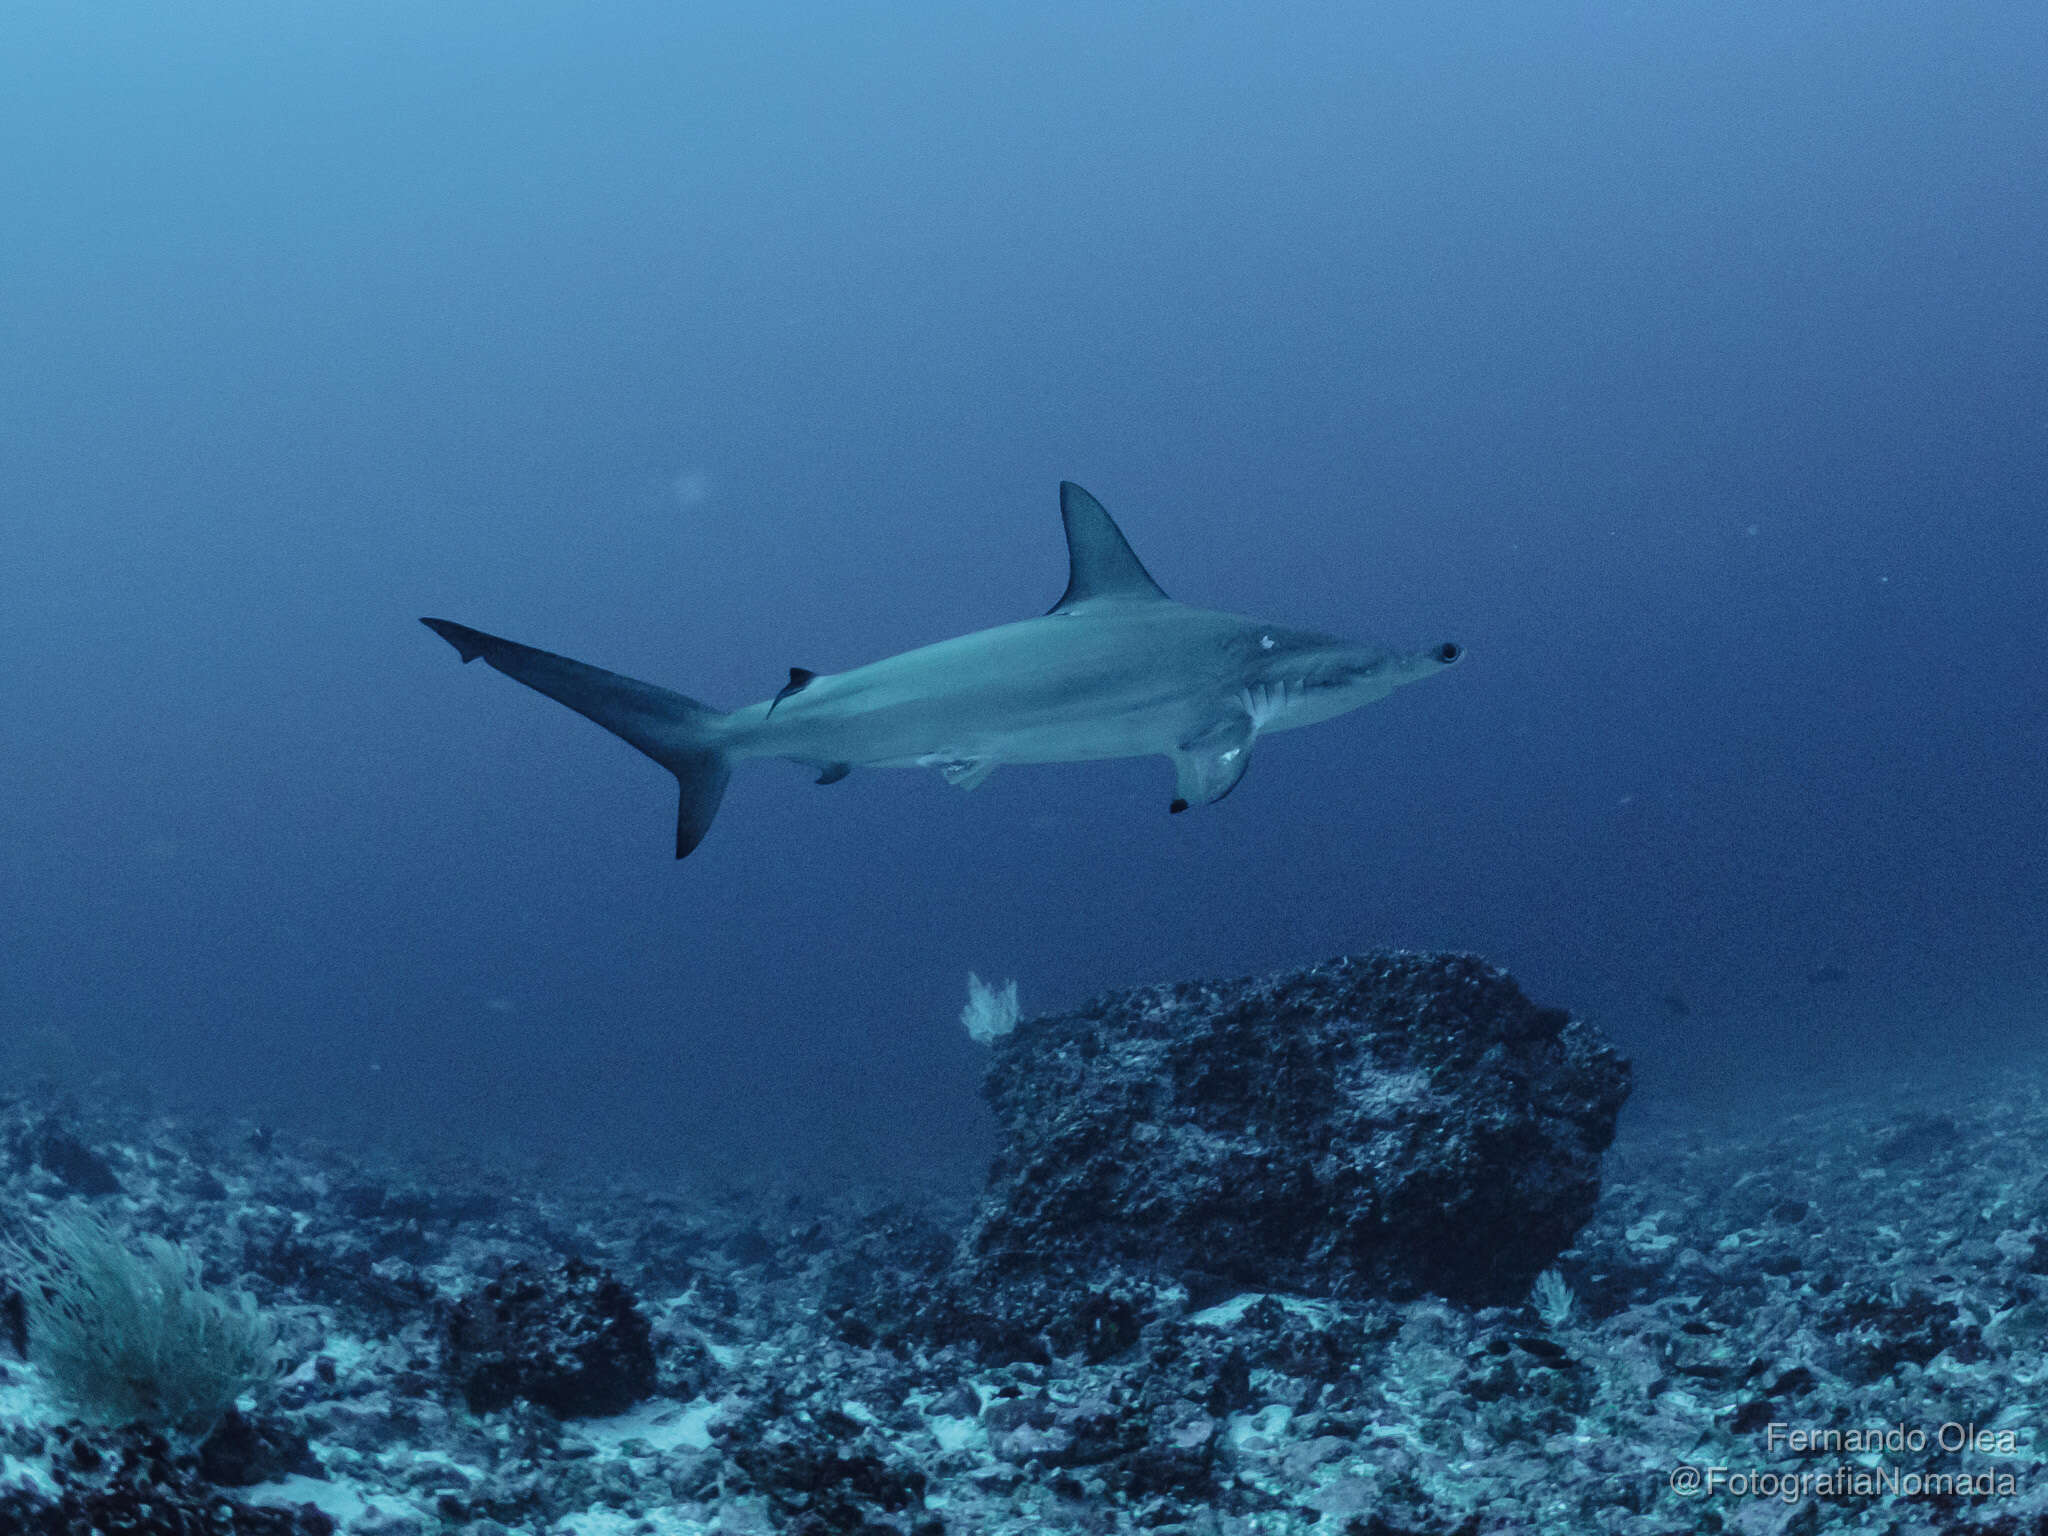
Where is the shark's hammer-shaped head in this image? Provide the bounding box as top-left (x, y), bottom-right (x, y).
top-left (1227, 624), bottom-right (1462, 736)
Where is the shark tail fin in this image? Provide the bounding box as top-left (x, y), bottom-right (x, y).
top-left (421, 618), bottom-right (733, 858)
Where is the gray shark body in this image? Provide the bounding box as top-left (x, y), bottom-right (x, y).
top-left (423, 482), bottom-right (1461, 857)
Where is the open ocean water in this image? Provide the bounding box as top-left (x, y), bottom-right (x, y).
top-left (2, 4), bottom-right (2044, 1532)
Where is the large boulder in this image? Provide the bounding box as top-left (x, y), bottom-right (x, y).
top-left (962, 951), bottom-right (1629, 1321)
top-left (443, 1258), bottom-right (656, 1419)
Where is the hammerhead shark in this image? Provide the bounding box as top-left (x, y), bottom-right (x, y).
top-left (422, 482), bottom-right (1462, 857)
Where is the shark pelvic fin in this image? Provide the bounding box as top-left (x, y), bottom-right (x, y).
top-left (814, 761), bottom-right (852, 785)
top-left (1169, 714), bottom-right (1256, 812)
top-left (1048, 482), bottom-right (1169, 614)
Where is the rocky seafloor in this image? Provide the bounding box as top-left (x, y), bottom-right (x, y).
top-left (3, 959), bottom-right (2046, 1536)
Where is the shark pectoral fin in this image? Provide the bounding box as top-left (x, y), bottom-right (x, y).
top-left (1169, 716), bottom-right (1256, 813)
top-left (939, 757), bottom-right (999, 792)
top-left (814, 762), bottom-right (852, 785)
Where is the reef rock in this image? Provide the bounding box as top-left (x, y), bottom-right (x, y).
top-left (443, 1258), bottom-right (656, 1419)
top-left (962, 951), bottom-right (1629, 1325)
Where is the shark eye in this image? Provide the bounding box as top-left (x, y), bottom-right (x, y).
top-left (1436, 642), bottom-right (1462, 664)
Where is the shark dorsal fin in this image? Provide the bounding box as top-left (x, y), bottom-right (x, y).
top-left (1048, 482), bottom-right (1169, 614)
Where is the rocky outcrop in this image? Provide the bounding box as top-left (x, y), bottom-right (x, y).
top-left (961, 951), bottom-right (1630, 1325)
top-left (443, 1258), bottom-right (657, 1419)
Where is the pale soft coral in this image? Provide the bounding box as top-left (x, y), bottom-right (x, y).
top-left (961, 972), bottom-right (1020, 1044)
top-left (3, 1205), bottom-right (278, 1436)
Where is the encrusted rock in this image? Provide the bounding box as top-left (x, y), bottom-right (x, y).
top-left (962, 950), bottom-right (1629, 1314)
top-left (198, 1408), bottom-right (324, 1487)
top-left (6, 1116), bottom-right (120, 1196)
top-left (0, 1425), bottom-right (334, 1535)
top-left (443, 1258), bottom-right (656, 1418)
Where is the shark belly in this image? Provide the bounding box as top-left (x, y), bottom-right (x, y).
top-left (724, 610), bottom-right (1239, 771)
top-left (738, 675), bottom-right (1213, 769)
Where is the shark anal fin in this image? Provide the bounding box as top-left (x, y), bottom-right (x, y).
top-left (1169, 715), bottom-right (1255, 810)
top-left (814, 762), bottom-right (852, 785)
top-left (1048, 483), bottom-right (1169, 613)
top-left (767, 667), bottom-right (817, 717)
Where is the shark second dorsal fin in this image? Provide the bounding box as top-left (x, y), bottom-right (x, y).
top-left (766, 667), bottom-right (816, 717)
top-left (1048, 482), bottom-right (1169, 614)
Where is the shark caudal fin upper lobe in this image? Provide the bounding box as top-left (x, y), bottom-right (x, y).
top-left (420, 619), bottom-right (731, 858)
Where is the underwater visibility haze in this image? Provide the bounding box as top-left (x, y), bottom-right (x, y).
top-left (3, 0), bottom-right (2045, 1202)
top-left (8, 0), bottom-right (2039, 1187)
top-left (7, 4), bottom-right (2048, 1533)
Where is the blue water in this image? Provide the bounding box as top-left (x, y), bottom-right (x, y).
top-left (4, 1), bottom-right (2042, 1181)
